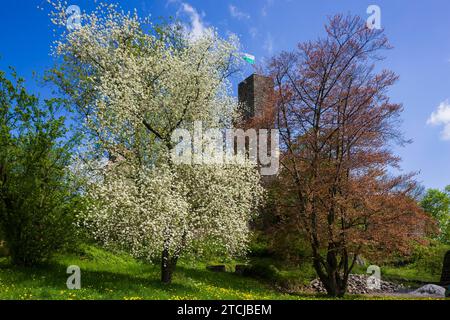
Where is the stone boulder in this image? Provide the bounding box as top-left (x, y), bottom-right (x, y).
top-left (411, 284), bottom-right (446, 298)
top-left (206, 265), bottom-right (226, 272)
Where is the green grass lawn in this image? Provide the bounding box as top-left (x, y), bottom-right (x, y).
top-left (0, 245), bottom-right (443, 300)
top-left (382, 265), bottom-right (440, 285)
top-left (0, 245), bottom-right (304, 300)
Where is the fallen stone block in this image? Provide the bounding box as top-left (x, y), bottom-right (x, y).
top-left (206, 265), bottom-right (226, 272)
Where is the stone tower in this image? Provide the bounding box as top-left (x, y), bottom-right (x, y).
top-left (238, 74), bottom-right (277, 182)
top-left (238, 74), bottom-right (274, 120)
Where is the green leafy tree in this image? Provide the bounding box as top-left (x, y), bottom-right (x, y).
top-left (420, 187), bottom-right (450, 244)
top-left (0, 68), bottom-right (80, 266)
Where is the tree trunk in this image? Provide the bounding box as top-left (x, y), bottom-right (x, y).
top-left (312, 245), bottom-right (349, 298)
top-left (161, 248), bottom-right (178, 284)
top-left (315, 269), bottom-right (348, 297)
top-left (323, 272), bottom-right (347, 297)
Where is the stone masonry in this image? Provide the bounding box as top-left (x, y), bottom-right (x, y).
top-left (238, 74), bottom-right (274, 120)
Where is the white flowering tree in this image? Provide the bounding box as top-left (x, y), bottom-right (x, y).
top-left (48, 2), bottom-right (264, 283)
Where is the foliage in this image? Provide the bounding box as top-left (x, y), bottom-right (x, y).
top-left (239, 262), bottom-right (280, 281)
top-left (48, 2), bottom-right (264, 283)
top-left (81, 162), bottom-right (264, 263)
top-left (420, 187), bottom-right (450, 244)
top-left (260, 14), bottom-right (432, 297)
top-left (248, 234), bottom-right (273, 258)
top-left (0, 68), bottom-right (80, 266)
top-left (412, 241), bottom-right (450, 277)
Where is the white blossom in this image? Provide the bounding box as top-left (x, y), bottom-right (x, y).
top-left (50, 1), bottom-right (264, 262)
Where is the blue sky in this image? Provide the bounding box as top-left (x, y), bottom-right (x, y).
top-left (0, 0), bottom-right (450, 189)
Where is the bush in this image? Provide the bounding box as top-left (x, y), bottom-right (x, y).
top-left (240, 262), bottom-right (280, 281)
top-left (248, 234), bottom-right (272, 258)
top-left (0, 240), bottom-right (9, 258)
top-left (1, 194), bottom-right (81, 266)
top-left (412, 241), bottom-right (450, 277)
top-left (0, 69), bottom-right (80, 266)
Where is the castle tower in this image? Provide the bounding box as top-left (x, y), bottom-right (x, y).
top-left (238, 74), bottom-right (274, 121)
top-left (238, 73), bottom-right (277, 183)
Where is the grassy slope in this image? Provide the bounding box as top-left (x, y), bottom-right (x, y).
top-left (0, 245), bottom-right (442, 300)
top-left (0, 245), bottom-right (303, 300)
top-left (350, 261), bottom-right (441, 286)
top-left (382, 266), bottom-right (440, 285)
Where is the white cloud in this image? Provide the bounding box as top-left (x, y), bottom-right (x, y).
top-left (263, 33), bottom-right (274, 54)
top-left (249, 27), bottom-right (258, 39)
top-left (427, 100), bottom-right (450, 140)
top-left (178, 2), bottom-right (209, 41)
top-left (442, 125), bottom-right (450, 140)
top-left (229, 5), bottom-right (250, 20)
top-left (261, 0), bottom-right (274, 17)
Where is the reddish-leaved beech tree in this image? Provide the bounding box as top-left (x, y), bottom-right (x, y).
top-left (257, 15), bottom-right (433, 297)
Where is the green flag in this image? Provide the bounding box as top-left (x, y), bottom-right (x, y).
top-left (243, 53), bottom-right (255, 65)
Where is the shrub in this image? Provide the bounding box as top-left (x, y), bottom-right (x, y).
top-left (0, 240), bottom-right (9, 258)
top-left (412, 241), bottom-right (450, 277)
top-left (240, 262), bottom-right (280, 281)
top-left (248, 234), bottom-right (272, 258)
top-left (0, 69), bottom-right (80, 266)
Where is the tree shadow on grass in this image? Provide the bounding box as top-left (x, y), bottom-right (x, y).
top-left (175, 264), bottom-right (270, 292)
top-left (0, 255), bottom-right (284, 299)
top-left (0, 258), bottom-right (199, 299)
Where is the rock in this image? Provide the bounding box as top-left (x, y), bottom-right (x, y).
top-left (355, 255), bottom-right (366, 266)
top-left (411, 284), bottom-right (446, 297)
top-left (206, 265), bottom-right (226, 272)
top-left (308, 274), bottom-right (405, 295)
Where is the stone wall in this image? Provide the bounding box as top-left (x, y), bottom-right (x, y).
top-left (238, 74), bottom-right (274, 120)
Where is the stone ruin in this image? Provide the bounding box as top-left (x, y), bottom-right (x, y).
top-left (238, 73), bottom-right (274, 121)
